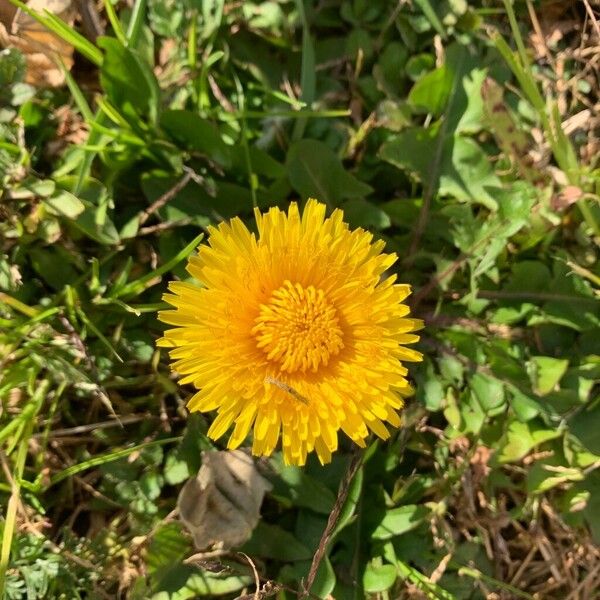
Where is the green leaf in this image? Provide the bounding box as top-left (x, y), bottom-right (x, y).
top-left (29, 247), bottom-right (79, 291)
top-left (286, 139), bottom-right (373, 206)
top-left (527, 459), bottom-right (583, 495)
top-left (42, 191), bottom-right (85, 219)
top-left (73, 198), bottom-right (120, 245)
top-left (240, 522), bottom-right (312, 561)
top-left (497, 419), bottom-right (562, 463)
top-left (341, 199), bottom-right (391, 230)
top-left (201, 0), bottom-right (225, 40)
top-left (270, 456), bottom-right (336, 514)
top-left (309, 556), bottom-right (336, 599)
top-left (470, 373), bottom-right (505, 412)
top-left (163, 451), bottom-right (190, 486)
top-left (405, 53), bottom-right (435, 80)
top-left (97, 37), bottom-right (160, 125)
top-left (152, 568), bottom-right (251, 599)
top-left (408, 64), bottom-right (453, 116)
top-left (332, 466), bottom-right (363, 537)
top-left (160, 110), bottom-right (231, 167)
top-left (413, 0), bottom-right (446, 38)
top-left (9, 178), bottom-right (55, 199)
top-left (146, 523), bottom-right (190, 576)
top-left (363, 562), bottom-right (397, 593)
top-left (505, 261), bottom-right (551, 293)
top-left (372, 505), bottom-right (430, 540)
top-left (530, 356), bottom-right (569, 396)
top-left (509, 388), bottom-right (542, 422)
top-left (419, 362), bottom-right (445, 411)
top-left (380, 129), bottom-right (500, 210)
top-left (292, 0), bottom-right (316, 141)
top-left (569, 403), bottom-right (600, 455)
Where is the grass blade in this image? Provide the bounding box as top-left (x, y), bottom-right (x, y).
top-left (47, 436), bottom-right (180, 487)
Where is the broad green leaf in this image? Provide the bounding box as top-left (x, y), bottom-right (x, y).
top-left (42, 191), bottom-right (85, 219)
top-left (152, 569), bottom-right (251, 599)
top-left (286, 139), bottom-right (373, 206)
top-left (497, 419), bottom-right (562, 463)
top-left (509, 388), bottom-right (542, 422)
top-left (405, 53), bottom-right (435, 80)
top-left (363, 562), bottom-right (397, 593)
top-left (240, 522), bottom-right (312, 561)
top-left (409, 64), bottom-right (453, 116)
top-left (29, 247), bottom-right (79, 291)
top-left (470, 373), bottom-right (505, 412)
top-left (9, 178), bottom-right (55, 199)
top-left (380, 129), bottom-right (500, 209)
top-left (270, 456), bottom-right (336, 514)
top-left (74, 198), bottom-right (120, 245)
top-left (163, 451), bottom-right (190, 485)
top-left (527, 459), bottom-right (583, 495)
top-left (160, 110), bottom-right (231, 167)
top-left (460, 391), bottom-right (487, 434)
top-left (419, 362), bottom-right (445, 411)
top-left (569, 402), bottom-right (600, 455)
top-left (530, 356), bottom-right (569, 396)
top-left (372, 504), bottom-right (430, 540)
top-left (341, 199), bottom-right (391, 230)
top-left (505, 261), bottom-right (551, 293)
top-left (146, 523), bottom-right (190, 575)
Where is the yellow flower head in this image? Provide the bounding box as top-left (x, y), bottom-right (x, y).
top-left (158, 199), bottom-right (423, 466)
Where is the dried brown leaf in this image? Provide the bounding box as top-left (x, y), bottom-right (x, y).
top-left (0, 0), bottom-right (75, 87)
top-left (178, 450), bottom-right (272, 550)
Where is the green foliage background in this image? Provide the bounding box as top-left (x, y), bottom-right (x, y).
top-left (1, 0), bottom-right (599, 598)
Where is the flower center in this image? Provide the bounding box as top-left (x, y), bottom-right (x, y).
top-left (253, 281), bottom-right (344, 373)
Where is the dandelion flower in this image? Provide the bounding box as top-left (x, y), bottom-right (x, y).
top-left (158, 199), bottom-right (423, 466)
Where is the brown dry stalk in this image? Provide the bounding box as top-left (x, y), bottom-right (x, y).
top-left (137, 167), bottom-right (202, 227)
top-left (300, 449), bottom-right (364, 598)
